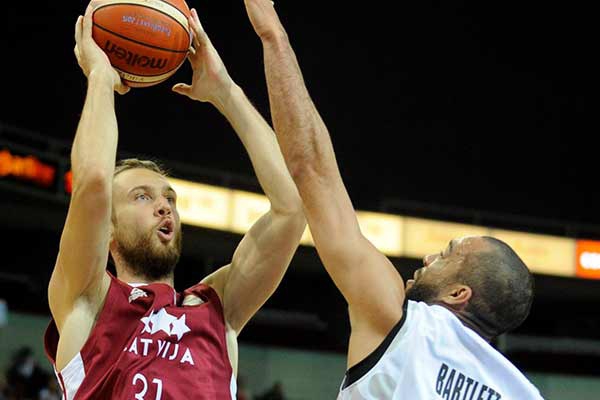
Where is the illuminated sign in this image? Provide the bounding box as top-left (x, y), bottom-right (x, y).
top-left (357, 212), bottom-right (404, 256)
top-left (41, 167), bottom-right (585, 279)
top-left (490, 229), bottom-right (575, 277)
top-left (169, 178), bottom-right (406, 255)
top-left (167, 176), bottom-right (578, 277)
top-left (0, 148), bottom-right (56, 188)
top-left (169, 178), bottom-right (230, 230)
top-left (403, 218), bottom-right (487, 259)
top-left (575, 240), bottom-right (600, 280)
top-left (230, 191), bottom-right (271, 234)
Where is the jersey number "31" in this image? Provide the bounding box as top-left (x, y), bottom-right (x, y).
top-left (133, 373), bottom-right (163, 400)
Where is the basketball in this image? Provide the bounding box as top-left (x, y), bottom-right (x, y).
top-left (90, 0), bottom-right (192, 88)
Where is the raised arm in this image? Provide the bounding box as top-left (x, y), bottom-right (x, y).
top-left (48, 7), bottom-right (128, 339)
top-left (244, 0), bottom-right (406, 367)
top-left (172, 9), bottom-right (305, 335)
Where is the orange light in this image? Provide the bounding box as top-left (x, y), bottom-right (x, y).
top-left (64, 170), bottom-right (73, 194)
top-left (0, 148), bottom-right (56, 188)
top-left (575, 240), bottom-right (600, 280)
top-left (0, 150), bottom-right (11, 176)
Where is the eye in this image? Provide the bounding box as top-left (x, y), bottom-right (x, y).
top-left (135, 193), bottom-right (151, 201)
top-left (166, 196), bottom-right (176, 204)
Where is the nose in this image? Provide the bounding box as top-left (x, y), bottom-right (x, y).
top-left (422, 253), bottom-right (437, 267)
top-left (155, 197), bottom-right (172, 217)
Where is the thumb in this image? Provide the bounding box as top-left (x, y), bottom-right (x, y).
top-left (172, 83), bottom-right (192, 97)
top-left (116, 84), bottom-right (131, 95)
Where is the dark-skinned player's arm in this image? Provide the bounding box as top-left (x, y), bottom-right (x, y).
top-left (243, 0), bottom-right (405, 368)
top-left (48, 5), bottom-right (129, 368)
top-left (173, 9), bottom-right (306, 336)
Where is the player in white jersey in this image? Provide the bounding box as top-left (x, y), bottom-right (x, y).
top-left (242, 1), bottom-right (544, 399)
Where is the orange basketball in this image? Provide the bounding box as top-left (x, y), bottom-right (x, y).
top-left (91, 0), bottom-right (192, 88)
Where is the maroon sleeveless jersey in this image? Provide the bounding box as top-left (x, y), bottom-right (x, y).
top-left (44, 273), bottom-right (236, 399)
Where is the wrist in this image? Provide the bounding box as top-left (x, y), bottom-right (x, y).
top-left (260, 29), bottom-right (289, 49)
top-left (210, 81), bottom-right (240, 114)
top-left (88, 68), bottom-right (118, 88)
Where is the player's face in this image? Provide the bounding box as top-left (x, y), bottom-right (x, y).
top-left (111, 168), bottom-right (183, 279)
top-left (405, 236), bottom-right (482, 303)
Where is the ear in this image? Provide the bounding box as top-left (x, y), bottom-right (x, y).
top-left (440, 284), bottom-right (472, 309)
top-left (107, 225), bottom-right (118, 269)
top-left (108, 221), bottom-right (118, 252)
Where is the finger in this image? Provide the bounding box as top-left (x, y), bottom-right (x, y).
top-left (191, 8), bottom-right (202, 30)
top-left (84, 3), bottom-right (95, 39)
top-left (86, 1), bottom-right (99, 16)
top-left (188, 45), bottom-right (196, 56)
top-left (88, 0), bottom-right (101, 10)
top-left (75, 15), bottom-right (83, 44)
top-left (117, 84), bottom-right (131, 95)
top-left (171, 83), bottom-right (192, 97)
top-left (74, 45), bottom-right (81, 63)
top-left (189, 9), bottom-right (209, 47)
top-left (189, 26), bottom-right (200, 49)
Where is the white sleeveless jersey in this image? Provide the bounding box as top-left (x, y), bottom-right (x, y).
top-left (338, 300), bottom-right (544, 400)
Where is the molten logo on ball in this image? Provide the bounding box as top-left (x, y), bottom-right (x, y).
top-left (104, 40), bottom-right (168, 69)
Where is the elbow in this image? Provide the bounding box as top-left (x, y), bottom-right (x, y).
top-left (276, 200), bottom-right (306, 224)
top-left (71, 168), bottom-right (112, 205)
top-left (289, 161), bottom-right (326, 204)
top-left (289, 195), bottom-right (305, 217)
top-left (73, 165), bottom-right (112, 189)
top-left (288, 155), bottom-right (318, 188)
top-left (270, 186), bottom-right (305, 220)
top-left (286, 138), bottom-right (327, 188)
top-left (288, 161), bottom-right (305, 185)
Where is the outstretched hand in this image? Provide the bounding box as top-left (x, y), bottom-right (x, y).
top-left (172, 8), bottom-right (234, 105)
top-left (74, 3), bottom-right (129, 94)
top-left (243, 0), bottom-right (287, 42)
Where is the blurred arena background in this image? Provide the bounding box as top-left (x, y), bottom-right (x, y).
top-left (1, 1), bottom-right (597, 399)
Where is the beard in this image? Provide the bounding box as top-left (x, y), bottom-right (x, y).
top-left (113, 224), bottom-right (182, 281)
top-left (405, 278), bottom-right (440, 303)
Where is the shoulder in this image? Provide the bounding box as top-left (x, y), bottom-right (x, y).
top-left (395, 301), bottom-right (474, 349)
top-left (199, 264), bottom-right (231, 303)
top-left (405, 301), bottom-right (458, 328)
top-left (183, 278), bottom-right (225, 311)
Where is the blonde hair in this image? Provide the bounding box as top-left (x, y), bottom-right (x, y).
top-left (114, 158), bottom-right (169, 178)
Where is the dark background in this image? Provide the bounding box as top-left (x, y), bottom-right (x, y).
top-left (1, 0), bottom-right (599, 376)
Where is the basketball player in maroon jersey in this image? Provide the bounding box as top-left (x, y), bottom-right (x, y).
top-left (44, 5), bottom-right (305, 399)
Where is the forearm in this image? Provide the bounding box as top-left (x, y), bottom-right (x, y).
top-left (71, 72), bottom-right (118, 187)
top-left (216, 84), bottom-right (302, 214)
top-left (261, 36), bottom-right (340, 184)
top-left (260, 32), bottom-right (363, 250)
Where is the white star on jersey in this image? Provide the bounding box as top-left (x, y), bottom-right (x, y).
top-left (140, 308), bottom-right (191, 341)
top-left (171, 314), bottom-right (191, 340)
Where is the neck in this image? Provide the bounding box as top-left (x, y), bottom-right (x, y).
top-left (454, 311), bottom-right (496, 343)
top-left (435, 303), bottom-right (497, 342)
top-left (115, 262), bottom-right (175, 287)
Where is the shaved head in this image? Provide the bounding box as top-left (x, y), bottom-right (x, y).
top-left (406, 235), bottom-right (535, 339)
top-left (456, 237), bottom-right (534, 336)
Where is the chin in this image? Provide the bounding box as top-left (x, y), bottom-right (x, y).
top-left (405, 282), bottom-right (439, 304)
